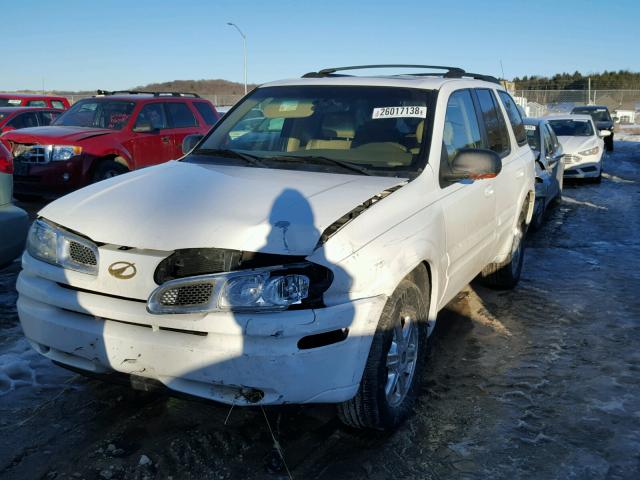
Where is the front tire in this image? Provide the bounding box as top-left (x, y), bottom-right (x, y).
top-left (93, 159), bottom-right (128, 183)
top-left (338, 277), bottom-right (429, 431)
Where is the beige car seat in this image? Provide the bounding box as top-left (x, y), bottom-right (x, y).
top-left (306, 113), bottom-right (355, 150)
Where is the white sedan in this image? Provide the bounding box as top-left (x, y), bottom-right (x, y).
top-left (543, 114), bottom-right (609, 183)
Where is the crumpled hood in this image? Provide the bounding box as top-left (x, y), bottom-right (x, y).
top-left (557, 136), bottom-right (598, 155)
top-left (3, 126), bottom-right (113, 144)
top-left (39, 161), bottom-right (406, 255)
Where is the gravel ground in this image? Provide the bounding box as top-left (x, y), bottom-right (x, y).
top-left (1, 141), bottom-right (639, 480)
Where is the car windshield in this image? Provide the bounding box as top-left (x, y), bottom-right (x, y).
top-left (524, 124), bottom-right (540, 151)
top-left (187, 85), bottom-right (435, 177)
top-left (53, 99), bottom-right (135, 130)
top-left (572, 107), bottom-right (611, 122)
top-left (548, 119), bottom-right (594, 137)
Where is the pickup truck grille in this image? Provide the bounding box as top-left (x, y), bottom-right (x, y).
top-left (12, 144), bottom-right (51, 164)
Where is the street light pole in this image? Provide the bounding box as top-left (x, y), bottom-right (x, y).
top-left (227, 22), bottom-right (247, 95)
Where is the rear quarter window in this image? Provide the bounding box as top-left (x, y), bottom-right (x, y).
top-left (193, 102), bottom-right (219, 126)
top-left (497, 91), bottom-right (527, 147)
top-left (51, 100), bottom-right (65, 109)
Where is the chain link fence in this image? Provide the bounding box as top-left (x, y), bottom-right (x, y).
top-left (513, 89), bottom-right (640, 123)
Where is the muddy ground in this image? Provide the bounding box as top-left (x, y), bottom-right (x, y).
top-left (1, 141), bottom-right (639, 480)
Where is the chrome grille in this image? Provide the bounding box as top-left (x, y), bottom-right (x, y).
top-left (12, 144), bottom-right (50, 164)
top-left (69, 241), bottom-right (97, 266)
top-left (160, 283), bottom-right (214, 307)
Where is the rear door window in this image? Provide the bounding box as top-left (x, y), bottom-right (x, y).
top-left (166, 102), bottom-right (197, 128)
top-left (51, 100), bottom-right (65, 109)
top-left (26, 100), bottom-right (47, 107)
top-left (475, 89), bottom-right (510, 157)
top-left (193, 102), bottom-right (219, 126)
top-left (497, 91), bottom-right (527, 146)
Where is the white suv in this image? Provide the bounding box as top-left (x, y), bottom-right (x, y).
top-left (18, 65), bottom-right (535, 431)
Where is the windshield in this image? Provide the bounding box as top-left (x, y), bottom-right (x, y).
top-left (53, 99), bottom-right (135, 130)
top-left (187, 85), bottom-right (435, 177)
top-left (548, 119), bottom-right (594, 137)
top-left (572, 107), bottom-right (611, 122)
top-left (524, 124), bottom-right (540, 150)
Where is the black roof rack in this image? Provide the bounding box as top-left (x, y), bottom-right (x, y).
top-left (95, 90), bottom-right (200, 98)
top-left (302, 64), bottom-right (501, 84)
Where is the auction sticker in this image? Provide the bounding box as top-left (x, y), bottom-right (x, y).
top-left (524, 124), bottom-right (536, 131)
top-left (372, 106), bottom-right (427, 119)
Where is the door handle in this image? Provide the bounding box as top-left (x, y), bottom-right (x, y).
top-left (484, 186), bottom-right (494, 197)
top-left (161, 136), bottom-right (171, 144)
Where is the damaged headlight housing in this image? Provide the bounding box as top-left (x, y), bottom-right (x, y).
top-left (26, 219), bottom-right (99, 275)
top-left (148, 262), bottom-right (330, 314)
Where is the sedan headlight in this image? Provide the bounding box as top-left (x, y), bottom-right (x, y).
top-left (50, 145), bottom-right (82, 161)
top-left (26, 219), bottom-right (99, 275)
top-left (148, 262), bottom-right (331, 314)
top-left (578, 146), bottom-right (599, 156)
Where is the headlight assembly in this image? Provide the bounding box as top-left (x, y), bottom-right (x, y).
top-left (578, 146), bottom-right (599, 156)
top-left (148, 262), bottom-right (331, 314)
top-left (50, 145), bottom-right (82, 161)
top-left (26, 219), bottom-right (99, 275)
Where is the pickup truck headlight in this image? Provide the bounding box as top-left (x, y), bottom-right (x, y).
top-left (148, 262), bottom-right (329, 314)
top-left (50, 145), bottom-right (82, 161)
top-left (26, 219), bottom-right (99, 275)
top-left (578, 146), bottom-right (599, 156)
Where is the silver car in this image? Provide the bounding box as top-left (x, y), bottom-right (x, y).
top-left (0, 143), bottom-right (29, 267)
top-left (524, 118), bottom-right (564, 229)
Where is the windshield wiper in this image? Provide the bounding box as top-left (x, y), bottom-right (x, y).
top-left (264, 155), bottom-right (373, 176)
top-left (193, 148), bottom-right (267, 167)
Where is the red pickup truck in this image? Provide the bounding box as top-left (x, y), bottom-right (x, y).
top-left (0, 94), bottom-right (70, 110)
top-left (3, 91), bottom-right (219, 197)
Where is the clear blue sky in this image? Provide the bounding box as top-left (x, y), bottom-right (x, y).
top-left (3, 0), bottom-right (638, 91)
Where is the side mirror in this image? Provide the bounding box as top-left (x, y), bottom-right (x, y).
top-left (133, 121), bottom-right (157, 133)
top-left (443, 149), bottom-right (502, 183)
top-left (599, 130), bottom-right (611, 137)
top-left (182, 134), bottom-right (204, 155)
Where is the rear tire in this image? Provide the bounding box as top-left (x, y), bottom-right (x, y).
top-left (93, 159), bottom-right (128, 183)
top-left (481, 212), bottom-right (526, 289)
top-left (337, 276), bottom-right (429, 431)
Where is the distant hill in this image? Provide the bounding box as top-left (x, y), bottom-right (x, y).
top-left (133, 79), bottom-right (257, 96)
top-left (9, 79), bottom-right (256, 97)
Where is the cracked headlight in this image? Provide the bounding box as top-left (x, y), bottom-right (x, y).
top-left (148, 262), bottom-right (330, 314)
top-left (578, 146), bottom-right (599, 156)
top-left (26, 219), bottom-right (99, 275)
top-left (50, 145), bottom-right (82, 161)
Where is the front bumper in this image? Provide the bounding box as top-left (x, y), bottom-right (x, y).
top-left (13, 156), bottom-right (89, 197)
top-left (17, 258), bottom-right (386, 405)
top-left (563, 154), bottom-right (602, 178)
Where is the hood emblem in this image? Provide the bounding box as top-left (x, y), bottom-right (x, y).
top-left (108, 261), bottom-right (137, 279)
